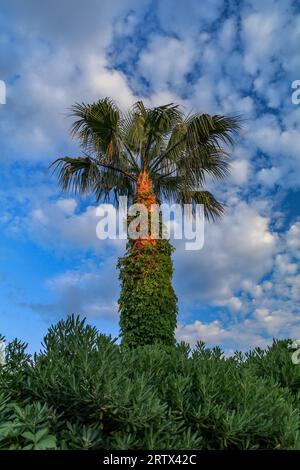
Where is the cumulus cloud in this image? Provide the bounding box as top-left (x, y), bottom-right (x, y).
top-left (0, 0), bottom-right (149, 160)
top-left (173, 201), bottom-right (276, 304)
top-left (257, 167), bottom-right (281, 187)
top-left (157, 0), bottom-right (223, 37)
top-left (138, 36), bottom-right (196, 90)
top-left (45, 261), bottom-right (119, 320)
top-left (21, 196), bottom-right (126, 256)
top-left (176, 319), bottom-right (270, 351)
top-left (230, 159), bottom-right (250, 186)
top-left (177, 219), bottom-right (300, 350)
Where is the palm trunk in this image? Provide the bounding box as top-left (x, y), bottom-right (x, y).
top-left (118, 171), bottom-right (177, 348)
top-left (132, 171), bottom-right (157, 250)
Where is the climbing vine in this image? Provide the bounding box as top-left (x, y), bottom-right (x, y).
top-left (118, 238), bottom-right (178, 348)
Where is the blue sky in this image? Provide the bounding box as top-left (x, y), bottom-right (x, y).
top-left (0, 0), bottom-right (300, 353)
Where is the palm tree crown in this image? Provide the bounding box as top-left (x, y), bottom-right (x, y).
top-left (51, 98), bottom-right (240, 220)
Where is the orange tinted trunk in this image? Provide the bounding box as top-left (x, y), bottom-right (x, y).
top-left (133, 171), bottom-right (157, 249)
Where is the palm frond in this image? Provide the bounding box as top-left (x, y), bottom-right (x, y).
top-left (152, 173), bottom-right (224, 221)
top-left (49, 155), bottom-right (136, 202)
top-left (49, 156), bottom-right (101, 194)
top-left (177, 189), bottom-right (225, 221)
top-left (69, 98), bottom-right (122, 161)
top-left (50, 99), bottom-right (241, 221)
top-left (185, 113), bottom-right (241, 149)
top-left (151, 113), bottom-right (240, 174)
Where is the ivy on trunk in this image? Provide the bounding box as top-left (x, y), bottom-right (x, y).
top-left (118, 239), bottom-right (177, 348)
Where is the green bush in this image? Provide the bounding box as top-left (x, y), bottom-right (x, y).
top-left (0, 396), bottom-right (57, 450)
top-left (1, 315), bottom-right (300, 450)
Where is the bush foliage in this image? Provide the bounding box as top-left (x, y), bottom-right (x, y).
top-left (1, 316), bottom-right (300, 450)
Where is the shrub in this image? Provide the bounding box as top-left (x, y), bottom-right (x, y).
top-left (0, 395), bottom-right (57, 450)
top-left (0, 316), bottom-right (300, 450)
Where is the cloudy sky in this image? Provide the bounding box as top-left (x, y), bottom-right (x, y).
top-left (0, 0), bottom-right (300, 353)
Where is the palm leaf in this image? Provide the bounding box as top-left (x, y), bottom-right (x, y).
top-left (50, 99), bottom-right (241, 221)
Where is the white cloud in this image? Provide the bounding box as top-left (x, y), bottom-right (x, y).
top-left (287, 223), bottom-right (300, 254)
top-left (177, 320), bottom-right (230, 345)
top-left (176, 318), bottom-right (270, 351)
top-left (8, 195), bottom-right (126, 255)
top-left (242, 11), bottom-right (282, 75)
top-left (157, 0), bottom-right (223, 38)
top-left (218, 18), bottom-right (236, 52)
top-left (216, 296), bottom-right (243, 313)
top-left (0, 0), bottom-right (149, 160)
top-left (257, 167), bottom-right (281, 187)
top-left (230, 159), bottom-right (250, 185)
top-left (55, 199), bottom-right (77, 216)
top-left (46, 261), bottom-right (120, 319)
top-left (174, 201), bottom-right (276, 304)
top-left (138, 36), bottom-right (196, 89)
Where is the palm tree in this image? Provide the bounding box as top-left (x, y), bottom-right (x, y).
top-left (51, 98), bottom-right (240, 347)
